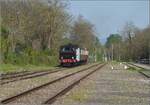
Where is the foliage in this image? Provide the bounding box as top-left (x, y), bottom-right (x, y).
top-left (105, 34), bottom-right (122, 61)
top-left (0, 63), bottom-right (55, 73)
top-left (120, 23), bottom-right (150, 61)
top-left (0, 0), bottom-right (103, 68)
top-left (70, 16), bottom-right (103, 61)
top-left (105, 34), bottom-right (122, 48)
top-left (105, 22), bottom-right (150, 62)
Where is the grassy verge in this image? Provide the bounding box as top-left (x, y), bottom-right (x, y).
top-left (0, 63), bottom-right (56, 73)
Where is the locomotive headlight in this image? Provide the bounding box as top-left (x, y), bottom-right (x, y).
top-left (72, 57), bottom-right (74, 59)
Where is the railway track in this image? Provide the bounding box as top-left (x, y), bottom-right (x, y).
top-left (128, 63), bottom-right (146, 70)
top-left (1, 70), bottom-right (29, 79)
top-left (126, 63), bottom-right (150, 78)
top-left (0, 68), bottom-right (67, 85)
top-left (1, 63), bottom-right (105, 104)
top-left (0, 66), bottom-right (64, 80)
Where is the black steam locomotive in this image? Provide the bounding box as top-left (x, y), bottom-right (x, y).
top-left (59, 44), bottom-right (88, 66)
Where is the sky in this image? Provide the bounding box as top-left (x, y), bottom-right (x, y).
top-left (68, 0), bottom-right (150, 44)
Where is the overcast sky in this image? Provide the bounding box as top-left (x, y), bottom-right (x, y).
top-left (68, 0), bottom-right (149, 44)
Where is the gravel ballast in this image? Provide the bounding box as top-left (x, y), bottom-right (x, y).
top-left (0, 63), bottom-right (97, 101)
top-left (1, 64), bottom-right (101, 105)
top-left (52, 63), bottom-right (150, 105)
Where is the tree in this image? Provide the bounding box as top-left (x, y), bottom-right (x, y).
top-left (0, 0), bottom-right (72, 65)
top-left (121, 22), bottom-right (138, 60)
top-left (119, 22), bottom-right (150, 62)
top-left (70, 16), bottom-right (102, 62)
top-left (105, 34), bottom-right (122, 61)
top-left (0, 0), bottom-right (103, 65)
top-left (70, 16), bottom-right (96, 51)
top-left (132, 26), bottom-right (150, 61)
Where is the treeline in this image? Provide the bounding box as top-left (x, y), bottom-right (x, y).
top-left (105, 22), bottom-right (150, 62)
top-left (0, 0), bottom-right (102, 65)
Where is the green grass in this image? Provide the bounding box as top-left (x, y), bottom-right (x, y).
top-left (140, 70), bottom-right (150, 77)
top-left (112, 61), bottom-right (119, 64)
top-left (127, 66), bottom-right (150, 77)
top-left (109, 61), bottom-right (121, 65)
top-left (127, 66), bottom-right (136, 71)
top-left (0, 63), bottom-right (56, 73)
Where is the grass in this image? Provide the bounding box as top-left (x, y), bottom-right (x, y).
top-left (109, 61), bottom-right (123, 65)
top-left (0, 63), bottom-right (56, 73)
top-left (68, 88), bottom-right (89, 102)
top-left (127, 66), bottom-right (150, 77)
top-left (127, 66), bottom-right (137, 71)
top-left (111, 61), bottom-right (119, 64)
top-left (140, 70), bottom-right (150, 77)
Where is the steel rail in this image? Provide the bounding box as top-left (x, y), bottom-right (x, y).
top-left (128, 62), bottom-right (146, 70)
top-left (1, 68), bottom-right (66, 85)
top-left (0, 71), bottom-right (28, 79)
top-left (1, 63), bottom-right (101, 104)
top-left (126, 63), bottom-right (150, 78)
top-left (43, 63), bottom-right (106, 104)
top-left (1, 68), bottom-right (62, 80)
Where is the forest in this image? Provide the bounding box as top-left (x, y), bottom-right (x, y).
top-left (0, 0), bottom-right (102, 67)
top-left (0, 0), bottom-right (150, 69)
top-left (105, 22), bottom-right (150, 62)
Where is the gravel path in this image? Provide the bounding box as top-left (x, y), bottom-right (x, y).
top-left (53, 63), bottom-right (150, 105)
top-left (0, 63), bottom-right (97, 101)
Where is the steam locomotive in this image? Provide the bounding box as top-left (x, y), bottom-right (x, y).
top-left (59, 44), bottom-right (88, 66)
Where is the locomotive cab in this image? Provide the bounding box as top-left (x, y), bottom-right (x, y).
top-left (59, 44), bottom-right (88, 67)
top-left (59, 44), bottom-right (77, 66)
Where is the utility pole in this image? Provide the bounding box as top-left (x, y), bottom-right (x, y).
top-left (94, 47), bottom-right (97, 62)
top-left (0, 17), bottom-right (2, 63)
top-left (111, 44), bottom-right (114, 61)
top-left (149, 42), bottom-right (150, 64)
top-left (103, 49), bottom-right (107, 62)
top-left (118, 43), bottom-right (121, 61)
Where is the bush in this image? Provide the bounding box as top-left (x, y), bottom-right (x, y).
top-left (3, 48), bottom-right (59, 66)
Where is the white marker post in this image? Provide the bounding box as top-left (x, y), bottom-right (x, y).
top-left (111, 66), bottom-right (114, 70)
top-left (124, 65), bottom-right (128, 69)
